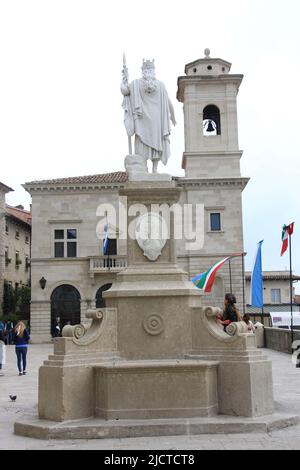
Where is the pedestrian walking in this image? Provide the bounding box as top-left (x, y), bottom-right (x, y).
top-left (13, 321), bottom-right (30, 376)
top-left (0, 329), bottom-right (5, 376)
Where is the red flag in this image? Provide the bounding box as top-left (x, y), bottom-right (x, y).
top-left (287, 223), bottom-right (294, 236)
top-left (281, 223), bottom-right (294, 256)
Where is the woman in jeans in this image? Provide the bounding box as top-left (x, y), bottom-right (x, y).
top-left (13, 321), bottom-right (30, 376)
top-left (0, 329), bottom-right (5, 376)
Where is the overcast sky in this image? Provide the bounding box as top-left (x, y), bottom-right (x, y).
top-left (1, 0), bottom-right (300, 289)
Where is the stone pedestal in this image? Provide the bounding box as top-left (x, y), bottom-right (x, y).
top-left (14, 180), bottom-right (279, 437)
top-left (105, 265), bottom-right (200, 359)
top-left (189, 306), bottom-right (274, 417)
top-left (94, 360), bottom-right (218, 420)
top-left (38, 308), bottom-right (119, 422)
top-left (104, 181), bottom-right (201, 360)
top-left (124, 154), bottom-right (172, 182)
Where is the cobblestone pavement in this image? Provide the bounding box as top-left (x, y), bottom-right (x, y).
top-left (0, 344), bottom-right (299, 450)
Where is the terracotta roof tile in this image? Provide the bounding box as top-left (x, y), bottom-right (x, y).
top-left (26, 172), bottom-right (128, 185)
top-left (5, 205), bottom-right (32, 226)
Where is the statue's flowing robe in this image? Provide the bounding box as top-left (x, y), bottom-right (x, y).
top-left (122, 79), bottom-right (172, 165)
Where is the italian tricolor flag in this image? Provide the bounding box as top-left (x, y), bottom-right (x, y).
top-left (281, 223), bottom-right (294, 256)
top-left (192, 254), bottom-right (242, 293)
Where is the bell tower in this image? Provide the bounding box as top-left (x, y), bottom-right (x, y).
top-left (177, 49), bottom-right (243, 178)
top-left (176, 50), bottom-right (249, 309)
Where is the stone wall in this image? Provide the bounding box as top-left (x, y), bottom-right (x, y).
top-left (264, 327), bottom-right (300, 354)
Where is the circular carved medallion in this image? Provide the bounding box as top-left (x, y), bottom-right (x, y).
top-left (143, 314), bottom-right (164, 336)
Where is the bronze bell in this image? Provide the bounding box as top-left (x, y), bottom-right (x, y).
top-left (206, 120), bottom-right (215, 132)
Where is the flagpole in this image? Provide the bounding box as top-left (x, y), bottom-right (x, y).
top-left (242, 252), bottom-right (246, 317)
top-left (289, 232), bottom-right (294, 347)
top-left (261, 272), bottom-right (264, 325)
top-left (261, 245), bottom-right (264, 326)
top-left (229, 259), bottom-right (232, 294)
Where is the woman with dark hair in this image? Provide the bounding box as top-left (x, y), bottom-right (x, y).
top-left (217, 293), bottom-right (241, 332)
top-left (224, 293), bottom-right (241, 322)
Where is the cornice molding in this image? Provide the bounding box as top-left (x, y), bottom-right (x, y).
top-left (178, 253), bottom-right (245, 259)
top-left (30, 257), bottom-right (90, 263)
top-left (183, 151), bottom-right (243, 158)
top-left (23, 176), bottom-right (249, 194)
top-left (177, 74), bottom-right (244, 102)
top-left (23, 182), bottom-right (126, 194)
top-left (175, 177), bottom-right (249, 190)
top-left (48, 219), bottom-right (83, 224)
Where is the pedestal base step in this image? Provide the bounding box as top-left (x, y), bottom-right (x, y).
top-left (15, 413), bottom-right (299, 440)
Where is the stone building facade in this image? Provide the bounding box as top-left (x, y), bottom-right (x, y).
top-left (245, 271), bottom-right (300, 306)
top-left (4, 205), bottom-right (31, 288)
top-left (24, 53), bottom-right (249, 342)
top-left (0, 182), bottom-right (14, 315)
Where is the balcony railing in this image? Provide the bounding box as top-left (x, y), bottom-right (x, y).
top-left (89, 255), bottom-right (127, 273)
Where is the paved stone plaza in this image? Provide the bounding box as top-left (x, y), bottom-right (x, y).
top-left (0, 344), bottom-right (299, 450)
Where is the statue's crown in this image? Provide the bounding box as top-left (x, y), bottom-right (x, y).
top-left (142, 59), bottom-right (155, 70)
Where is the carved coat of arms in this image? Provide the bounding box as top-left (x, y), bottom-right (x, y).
top-left (135, 212), bottom-right (168, 261)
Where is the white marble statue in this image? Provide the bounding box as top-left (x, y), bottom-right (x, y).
top-left (121, 56), bottom-right (176, 174)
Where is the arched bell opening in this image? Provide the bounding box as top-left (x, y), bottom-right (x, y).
top-left (203, 105), bottom-right (221, 136)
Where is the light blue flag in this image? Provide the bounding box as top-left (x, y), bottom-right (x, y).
top-left (103, 224), bottom-right (109, 255)
top-left (250, 240), bottom-right (264, 308)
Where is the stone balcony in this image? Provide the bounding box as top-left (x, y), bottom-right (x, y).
top-left (88, 255), bottom-right (128, 277)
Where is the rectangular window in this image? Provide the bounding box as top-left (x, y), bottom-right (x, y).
top-left (54, 242), bottom-right (64, 258)
top-left (54, 229), bottom-right (64, 240)
top-left (67, 242), bottom-right (77, 258)
top-left (67, 229), bottom-right (77, 239)
top-left (54, 229), bottom-right (77, 258)
top-left (15, 230), bottom-right (20, 240)
top-left (25, 256), bottom-right (30, 272)
top-left (271, 289), bottom-right (281, 303)
top-left (15, 251), bottom-right (21, 269)
top-left (5, 248), bottom-right (11, 267)
top-left (25, 235), bottom-right (29, 244)
top-left (5, 224), bottom-right (8, 234)
top-left (210, 213), bottom-right (221, 231)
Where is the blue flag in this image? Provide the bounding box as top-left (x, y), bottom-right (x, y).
top-left (250, 240), bottom-right (264, 308)
top-left (103, 224), bottom-right (109, 255)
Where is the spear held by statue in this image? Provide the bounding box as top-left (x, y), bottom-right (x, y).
top-left (121, 53), bottom-right (133, 155)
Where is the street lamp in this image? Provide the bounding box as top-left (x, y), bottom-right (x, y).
top-left (39, 277), bottom-right (47, 289)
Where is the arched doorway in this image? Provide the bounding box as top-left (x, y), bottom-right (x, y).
top-left (51, 285), bottom-right (81, 333)
top-left (95, 283), bottom-right (112, 308)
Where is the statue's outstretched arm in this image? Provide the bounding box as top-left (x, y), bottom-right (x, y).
top-left (168, 97), bottom-right (176, 126)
